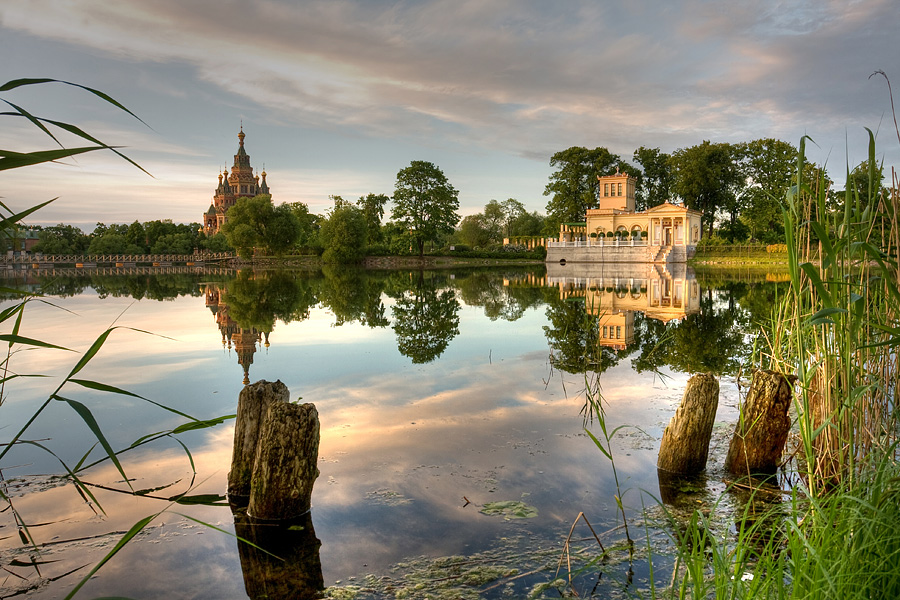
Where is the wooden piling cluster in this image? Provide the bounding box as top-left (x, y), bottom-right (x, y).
top-left (657, 369), bottom-right (794, 481)
top-left (228, 379), bottom-right (320, 520)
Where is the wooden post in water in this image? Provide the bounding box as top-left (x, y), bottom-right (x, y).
top-left (725, 370), bottom-right (793, 476)
top-left (227, 380), bottom-right (290, 501)
top-left (657, 373), bottom-right (720, 474)
top-left (248, 401), bottom-right (320, 520)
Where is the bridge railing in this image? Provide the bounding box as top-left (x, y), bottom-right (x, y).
top-left (3, 252), bottom-right (235, 265)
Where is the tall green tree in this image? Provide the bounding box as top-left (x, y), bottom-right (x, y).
top-left (482, 199), bottom-right (505, 244)
top-left (670, 141), bottom-right (743, 239)
top-left (319, 201), bottom-right (368, 263)
top-left (738, 138), bottom-right (797, 243)
top-left (544, 146), bottom-right (627, 232)
top-left (500, 198), bottom-right (526, 239)
top-left (125, 220), bottom-right (147, 250)
top-left (222, 194), bottom-right (300, 258)
top-left (510, 210), bottom-right (545, 237)
top-left (632, 146), bottom-right (673, 211)
top-left (287, 201), bottom-right (322, 254)
top-left (357, 193), bottom-right (389, 243)
top-left (457, 213), bottom-right (492, 248)
top-left (391, 160), bottom-right (460, 258)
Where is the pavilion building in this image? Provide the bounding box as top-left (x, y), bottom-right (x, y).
top-left (546, 171), bottom-right (702, 264)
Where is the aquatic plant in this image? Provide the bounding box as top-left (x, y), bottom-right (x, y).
top-left (0, 78), bottom-right (232, 597)
top-left (664, 73), bottom-right (900, 598)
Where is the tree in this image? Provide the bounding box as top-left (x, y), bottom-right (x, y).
top-left (510, 210), bottom-right (545, 237)
top-left (391, 161), bottom-right (460, 258)
top-left (357, 193), bottom-right (389, 243)
top-left (670, 141), bottom-right (743, 239)
top-left (319, 201), bottom-right (368, 263)
top-left (482, 200), bottom-right (504, 244)
top-left (125, 220), bottom-right (147, 250)
top-left (457, 213), bottom-right (492, 248)
top-left (544, 146), bottom-right (627, 233)
top-left (32, 224), bottom-right (89, 254)
top-left (87, 232), bottom-right (141, 254)
top-left (151, 233), bottom-right (192, 254)
top-left (287, 202), bottom-right (323, 254)
top-left (736, 139), bottom-right (797, 243)
top-left (222, 194), bottom-right (300, 258)
top-left (633, 146), bottom-right (673, 211)
top-left (500, 198), bottom-right (526, 239)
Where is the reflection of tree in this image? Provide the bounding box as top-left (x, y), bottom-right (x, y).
top-left (391, 272), bottom-right (460, 363)
top-left (542, 297), bottom-right (626, 374)
top-left (319, 265), bottom-right (390, 327)
top-left (225, 270), bottom-right (317, 331)
top-left (632, 291), bottom-right (747, 375)
top-left (451, 268), bottom-right (545, 322)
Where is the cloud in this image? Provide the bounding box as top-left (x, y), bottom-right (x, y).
top-left (2, 0), bottom-right (898, 218)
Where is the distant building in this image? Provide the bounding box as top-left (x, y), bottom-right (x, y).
top-left (547, 170), bottom-right (703, 263)
top-left (203, 127), bottom-right (271, 235)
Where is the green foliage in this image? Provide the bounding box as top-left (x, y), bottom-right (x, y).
top-left (223, 194), bottom-right (300, 258)
top-left (670, 141), bottom-right (743, 238)
top-left (32, 223), bottom-right (90, 254)
top-left (457, 213), bottom-right (492, 248)
top-left (320, 202), bottom-right (368, 263)
top-left (633, 146), bottom-right (673, 210)
top-left (737, 138), bottom-right (797, 243)
top-left (544, 146), bottom-right (629, 227)
top-left (287, 201), bottom-right (323, 254)
top-left (200, 231), bottom-right (232, 252)
top-left (357, 193), bottom-right (389, 243)
top-left (391, 160), bottom-right (460, 258)
top-left (87, 232), bottom-right (142, 254)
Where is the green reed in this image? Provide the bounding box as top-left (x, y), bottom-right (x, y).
top-left (1, 79), bottom-right (232, 598)
top-left (661, 124), bottom-right (900, 598)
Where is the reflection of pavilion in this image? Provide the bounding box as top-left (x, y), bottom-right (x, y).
top-left (544, 262), bottom-right (700, 349)
top-left (204, 284), bottom-right (271, 385)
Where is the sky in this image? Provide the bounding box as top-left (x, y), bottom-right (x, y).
top-left (2, 0), bottom-right (899, 231)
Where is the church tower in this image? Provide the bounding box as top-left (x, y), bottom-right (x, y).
top-left (203, 127), bottom-right (272, 235)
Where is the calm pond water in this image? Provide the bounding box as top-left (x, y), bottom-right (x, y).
top-left (0, 263), bottom-right (786, 598)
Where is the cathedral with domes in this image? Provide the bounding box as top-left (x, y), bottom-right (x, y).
top-left (203, 127), bottom-right (271, 235)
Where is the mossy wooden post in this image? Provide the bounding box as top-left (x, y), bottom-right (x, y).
top-left (725, 370), bottom-right (792, 476)
top-left (228, 380), bottom-right (290, 502)
top-left (248, 401), bottom-right (320, 520)
top-left (657, 373), bottom-right (720, 474)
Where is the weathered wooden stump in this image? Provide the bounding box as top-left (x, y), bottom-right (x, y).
top-left (228, 380), bottom-right (290, 501)
top-left (657, 373), bottom-right (720, 474)
top-left (249, 401), bottom-right (320, 520)
top-left (725, 370), bottom-right (793, 476)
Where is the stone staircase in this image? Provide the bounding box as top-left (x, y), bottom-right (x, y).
top-left (652, 246), bottom-right (672, 263)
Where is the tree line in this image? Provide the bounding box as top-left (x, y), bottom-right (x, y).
top-left (28, 139), bottom-right (893, 261)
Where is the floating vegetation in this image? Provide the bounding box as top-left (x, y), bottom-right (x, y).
top-left (365, 488), bottom-right (413, 506)
top-left (479, 500), bottom-right (538, 520)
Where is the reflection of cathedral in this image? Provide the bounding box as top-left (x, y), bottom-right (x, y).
top-left (203, 127), bottom-right (271, 235)
top-left (544, 262), bottom-right (701, 349)
top-left (205, 284), bottom-right (271, 385)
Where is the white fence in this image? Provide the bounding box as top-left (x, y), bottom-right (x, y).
top-left (546, 239), bottom-right (649, 248)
